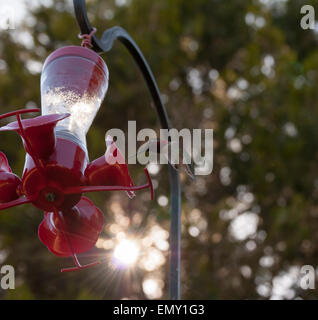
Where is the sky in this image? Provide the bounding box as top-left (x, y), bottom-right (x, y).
top-left (0, 0), bottom-right (51, 25)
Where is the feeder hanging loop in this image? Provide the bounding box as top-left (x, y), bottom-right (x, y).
top-left (78, 27), bottom-right (97, 49)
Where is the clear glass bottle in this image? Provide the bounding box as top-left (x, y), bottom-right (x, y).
top-left (41, 46), bottom-right (109, 155)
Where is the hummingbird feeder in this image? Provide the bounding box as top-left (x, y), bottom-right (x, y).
top-left (0, 0), bottom-right (182, 300)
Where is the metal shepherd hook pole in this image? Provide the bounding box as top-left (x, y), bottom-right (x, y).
top-left (72, 0), bottom-right (182, 300)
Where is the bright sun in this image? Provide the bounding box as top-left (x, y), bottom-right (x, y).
top-left (113, 239), bottom-right (139, 266)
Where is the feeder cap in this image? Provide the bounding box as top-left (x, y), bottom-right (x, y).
top-left (42, 46), bottom-right (108, 78)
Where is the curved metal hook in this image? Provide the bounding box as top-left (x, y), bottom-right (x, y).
top-left (73, 0), bottom-right (181, 300)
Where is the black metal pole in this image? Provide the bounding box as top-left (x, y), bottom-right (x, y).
top-left (73, 0), bottom-right (181, 300)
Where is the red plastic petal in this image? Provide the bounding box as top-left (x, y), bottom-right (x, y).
top-left (85, 135), bottom-right (135, 198)
top-left (38, 196), bottom-right (104, 257)
top-left (0, 153), bottom-right (21, 203)
top-left (0, 113), bottom-right (70, 159)
top-left (0, 152), bottom-right (12, 172)
top-left (0, 172), bottom-right (21, 203)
